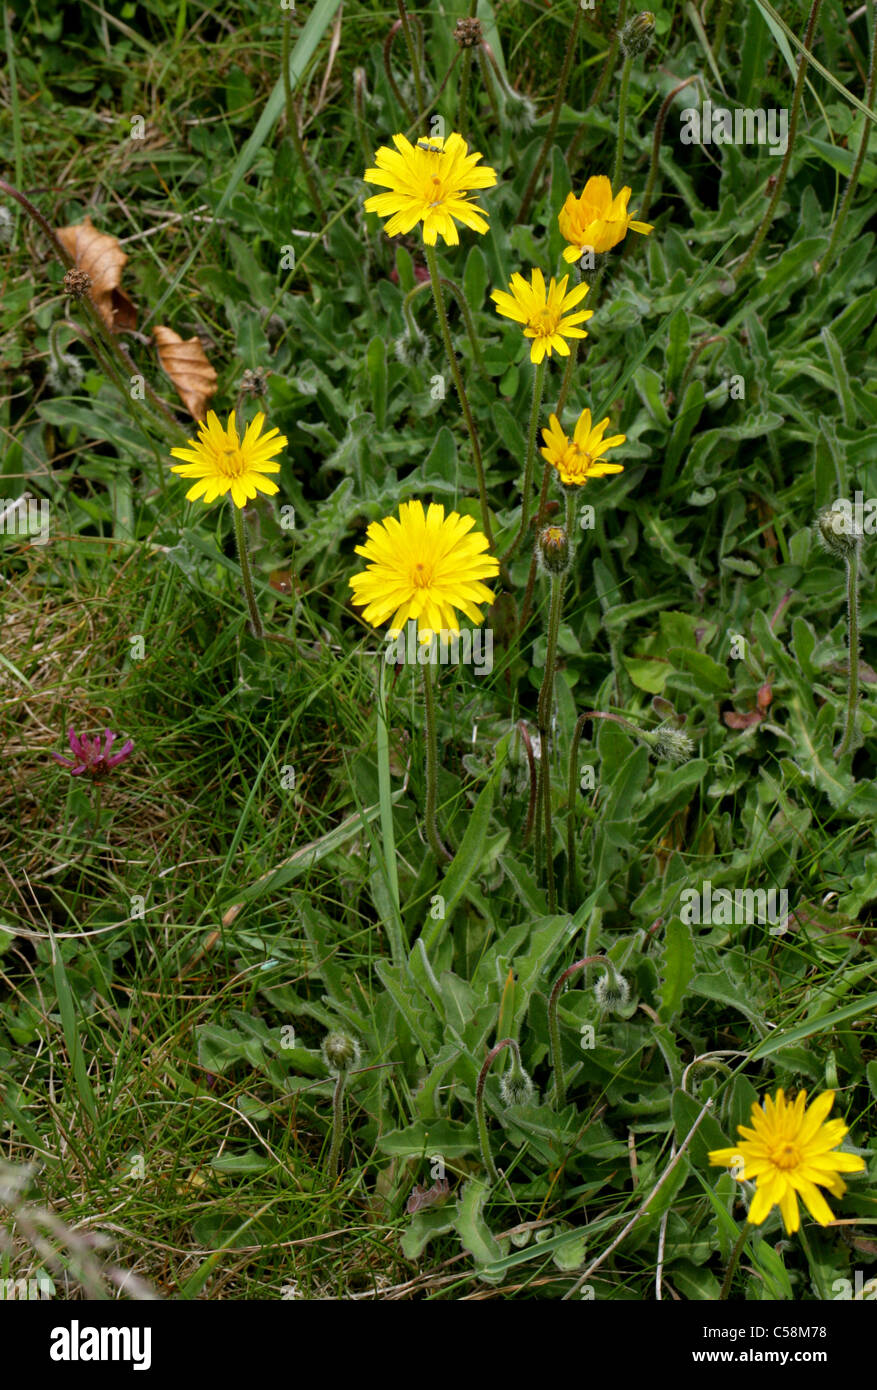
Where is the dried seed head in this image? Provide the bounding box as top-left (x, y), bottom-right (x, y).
top-left (63, 268), bottom-right (92, 299)
top-left (454, 16), bottom-right (483, 47)
top-left (620, 11), bottom-right (656, 57)
top-left (239, 367), bottom-right (270, 397)
top-left (321, 1031), bottom-right (361, 1075)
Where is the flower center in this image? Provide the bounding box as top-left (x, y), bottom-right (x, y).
top-left (530, 307), bottom-right (559, 336)
top-left (568, 443), bottom-right (592, 470)
top-left (412, 561), bottom-right (432, 588)
top-left (770, 1141), bottom-right (802, 1171)
top-left (543, 526), bottom-right (565, 548)
top-left (217, 445), bottom-right (245, 478)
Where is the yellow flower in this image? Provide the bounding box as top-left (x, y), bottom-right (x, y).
top-left (709, 1089), bottom-right (866, 1234)
top-left (170, 411), bottom-right (287, 509)
top-left (491, 269), bottom-right (592, 364)
top-left (363, 133), bottom-right (497, 246)
top-left (540, 410), bottom-right (626, 486)
top-left (349, 500), bottom-right (499, 636)
top-left (558, 175), bottom-right (653, 262)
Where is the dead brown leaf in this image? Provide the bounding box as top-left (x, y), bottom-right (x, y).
top-left (56, 215), bottom-right (137, 333)
top-left (153, 326), bottom-right (217, 421)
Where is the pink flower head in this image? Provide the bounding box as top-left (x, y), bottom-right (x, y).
top-left (52, 728), bottom-right (134, 779)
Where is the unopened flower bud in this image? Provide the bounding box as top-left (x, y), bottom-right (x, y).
top-left (321, 1030), bottom-right (361, 1075)
top-left (620, 11), bottom-right (656, 57)
top-left (816, 503), bottom-right (862, 559)
top-left (499, 1056), bottom-right (537, 1108)
top-left (594, 967), bottom-right (630, 1012)
top-left (537, 524), bottom-right (571, 576)
top-left (394, 322), bottom-right (431, 369)
top-left (650, 722), bottom-right (695, 765)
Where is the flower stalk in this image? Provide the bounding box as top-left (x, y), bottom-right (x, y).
top-left (838, 542), bottom-right (862, 758)
top-left (734, 0), bottom-right (825, 282)
top-left (517, 1), bottom-right (583, 224)
top-left (548, 956), bottom-right (614, 1109)
top-left (502, 358), bottom-right (546, 564)
top-left (475, 1038), bottom-right (528, 1183)
top-left (425, 243), bottom-right (494, 547)
top-left (231, 499), bottom-right (264, 639)
top-left (820, 16), bottom-right (877, 276)
top-left (423, 661), bottom-right (452, 864)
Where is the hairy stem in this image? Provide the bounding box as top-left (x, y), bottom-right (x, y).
top-left (517, 1), bottom-right (583, 223)
top-left (231, 498), bottom-right (264, 639)
top-left (425, 243), bottom-right (494, 547)
top-left (502, 359), bottom-right (546, 564)
top-left (422, 660), bottom-right (452, 863)
top-left (734, 0), bottom-right (824, 282)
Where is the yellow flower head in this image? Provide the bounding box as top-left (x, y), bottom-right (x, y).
top-left (170, 410), bottom-right (287, 509)
top-left (491, 269), bottom-right (592, 364)
top-left (363, 133), bottom-right (497, 247)
top-left (709, 1089), bottom-right (866, 1234)
top-left (349, 500), bottom-right (500, 637)
top-left (541, 409), bottom-right (626, 487)
top-left (558, 175), bottom-right (653, 262)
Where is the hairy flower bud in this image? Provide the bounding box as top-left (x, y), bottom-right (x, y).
top-left (536, 524), bottom-right (572, 576)
top-left (816, 502), bottom-right (863, 559)
top-left (499, 1057), bottom-right (537, 1108)
top-left (594, 967), bottom-right (630, 1012)
top-left (321, 1031), bottom-right (361, 1075)
top-left (651, 722), bottom-right (695, 765)
top-left (620, 11), bottom-right (656, 57)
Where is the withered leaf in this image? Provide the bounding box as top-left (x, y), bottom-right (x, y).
top-left (56, 215), bottom-right (138, 333)
top-left (153, 326), bottom-right (218, 421)
top-left (723, 709), bottom-right (764, 730)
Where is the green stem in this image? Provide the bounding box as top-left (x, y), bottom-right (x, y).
top-left (403, 274), bottom-right (486, 373)
top-left (640, 76), bottom-right (700, 222)
top-left (798, 1222), bottom-right (829, 1301)
top-left (397, 0), bottom-right (426, 124)
top-left (612, 54), bottom-right (633, 190)
top-left (516, 0), bottom-right (583, 224)
top-left (548, 956), bottom-right (609, 1109)
top-left (588, 0), bottom-right (628, 111)
top-left (821, 15), bottom-right (877, 275)
top-left (565, 709), bottom-right (644, 907)
top-left (326, 1069), bottom-right (348, 1183)
top-left (424, 244), bottom-right (494, 547)
top-left (422, 660), bottom-right (452, 864)
top-left (718, 1224), bottom-right (748, 1300)
top-left (502, 358), bottom-right (546, 564)
top-left (231, 498), bottom-right (264, 639)
top-left (712, 0), bottom-right (732, 61)
top-left (537, 567), bottom-right (565, 913)
top-left (283, 25), bottom-right (325, 224)
top-left (734, 0), bottom-right (825, 282)
top-left (475, 1039), bottom-right (517, 1184)
top-left (838, 546), bottom-right (861, 757)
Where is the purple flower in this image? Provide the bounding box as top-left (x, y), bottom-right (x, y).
top-left (52, 728), bottom-right (134, 779)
